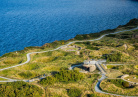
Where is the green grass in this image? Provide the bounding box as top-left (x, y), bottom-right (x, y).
top-left (0, 50), bottom-right (85, 79)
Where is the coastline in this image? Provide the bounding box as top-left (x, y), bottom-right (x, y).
top-left (1, 18), bottom-right (138, 58)
top-left (0, 18), bottom-right (138, 96)
top-left (0, 26), bottom-right (138, 96)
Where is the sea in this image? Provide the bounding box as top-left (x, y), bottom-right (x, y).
top-left (0, 0), bottom-right (138, 56)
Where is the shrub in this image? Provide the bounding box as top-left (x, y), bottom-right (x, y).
top-left (106, 34), bottom-right (116, 37)
top-left (54, 69), bottom-right (84, 82)
top-left (105, 52), bottom-right (122, 62)
top-left (39, 76), bottom-right (57, 85)
top-left (122, 82), bottom-right (130, 88)
top-left (81, 41), bottom-right (99, 50)
top-left (67, 88), bottom-right (82, 97)
top-left (87, 94), bottom-right (100, 97)
top-left (0, 81), bottom-right (43, 97)
top-left (75, 35), bottom-right (85, 40)
top-left (133, 45), bottom-right (138, 50)
top-left (39, 69), bottom-right (84, 85)
top-left (86, 46), bottom-right (99, 50)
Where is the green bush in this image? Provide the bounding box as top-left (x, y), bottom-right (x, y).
top-left (54, 69), bottom-right (84, 82)
top-left (43, 40), bottom-right (67, 48)
top-left (86, 46), bottom-right (99, 50)
top-left (122, 82), bottom-right (130, 88)
top-left (39, 76), bottom-right (57, 85)
top-left (133, 44), bottom-right (138, 50)
top-left (104, 52), bottom-right (122, 62)
top-left (39, 68), bottom-right (84, 85)
top-left (75, 35), bottom-right (85, 40)
top-left (0, 81), bottom-right (43, 97)
top-left (67, 88), bottom-right (82, 97)
top-left (106, 34), bottom-right (116, 37)
top-left (87, 94), bottom-right (100, 97)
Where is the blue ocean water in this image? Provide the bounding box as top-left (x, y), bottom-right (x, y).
top-left (0, 0), bottom-right (138, 56)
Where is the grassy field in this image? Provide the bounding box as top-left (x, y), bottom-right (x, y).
top-left (0, 50), bottom-right (86, 79)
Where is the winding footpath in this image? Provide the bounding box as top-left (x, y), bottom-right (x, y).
top-left (0, 27), bottom-right (138, 97)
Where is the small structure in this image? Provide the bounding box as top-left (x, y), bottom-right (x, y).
top-left (83, 59), bottom-right (107, 72)
top-left (83, 59), bottom-right (97, 72)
